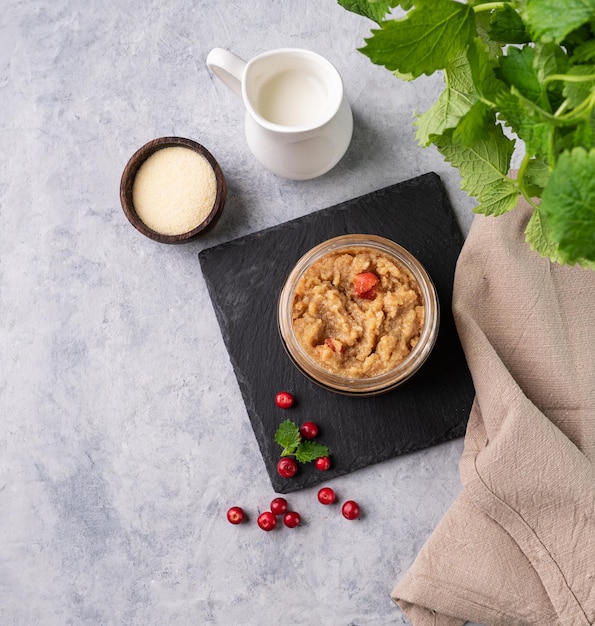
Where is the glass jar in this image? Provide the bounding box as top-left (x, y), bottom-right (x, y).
top-left (277, 234), bottom-right (440, 396)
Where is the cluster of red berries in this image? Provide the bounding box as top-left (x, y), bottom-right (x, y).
top-left (276, 425), bottom-right (331, 477)
top-left (226, 390), bottom-right (360, 528)
top-left (226, 497), bottom-right (300, 531)
top-left (317, 487), bottom-right (361, 520)
top-left (227, 487), bottom-right (360, 530)
top-left (274, 391), bottom-right (331, 477)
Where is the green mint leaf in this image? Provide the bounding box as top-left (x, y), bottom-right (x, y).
top-left (539, 148), bottom-right (595, 264)
top-left (337, 0), bottom-right (399, 24)
top-left (473, 7), bottom-right (504, 58)
top-left (570, 40), bottom-right (595, 64)
top-left (274, 419), bottom-right (301, 455)
top-left (524, 0), bottom-right (595, 44)
top-left (453, 100), bottom-right (492, 146)
top-left (534, 42), bottom-right (569, 111)
top-left (534, 42), bottom-right (570, 83)
top-left (496, 88), bottom-right (553, 158)
top-left (295, 441), bottom-right (329, 464)
top-left (553, 120), bottom-right (594, 153)
top-left (338, 0), bottom-right (595, 267)
top-left (525, 208), bottom-right (571, 265)
top-left (488, 4), bottom-right (531, 44)
top-left (496, 46), bottom-right (550, 109)
top-left (572, 114), bottom-right (595, 151)
top-left (360, 0), bottom-right (475, 78)
top-left (524, 206), bottom-right (595, 269)
top-left (466, 37), bottom-right (507, 102)
top-left (435, 124), bottom-right (518, 216)
top-left (415, 51), bottom-right (475, 146)
top-left (523, 158), bottom-right (551, 197)
top-left (563, 24), bottom-right (594, 54)
top-left (392, 68), bottom-right (416, 82)
top-left (563, 65), bottom-right (595, 109)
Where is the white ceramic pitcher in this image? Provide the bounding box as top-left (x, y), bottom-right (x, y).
top-left (206, 47), bottom-right (353, 180)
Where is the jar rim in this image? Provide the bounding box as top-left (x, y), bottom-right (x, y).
top-left (277, 234), bottom-right (440, 396)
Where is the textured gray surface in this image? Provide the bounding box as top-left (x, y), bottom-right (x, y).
top-left (1, 1), bottom-right (482, 624)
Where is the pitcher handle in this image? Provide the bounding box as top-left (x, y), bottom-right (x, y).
top-left (206, 48), bottom-right (246, 98)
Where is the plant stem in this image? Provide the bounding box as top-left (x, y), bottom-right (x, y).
top-left (472, 2), bottom-right (508, 13)
top-left (514, 87), bottom-right (593, 126)
top-left (556, 91), bottom-right (595, 122)
top-left (548, 127), bottom-right (557, 171)
top-left (516, 152), bottom-right (540, 211)
top-left (546, 74), bottom-right (595, 120)
top-left (554, 99), bottom-right (570, 117)
top-left (544, 73), bottom-right (595, 86)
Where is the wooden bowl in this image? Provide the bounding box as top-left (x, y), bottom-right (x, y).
top-left (120, 136), bottom-right (227, 244)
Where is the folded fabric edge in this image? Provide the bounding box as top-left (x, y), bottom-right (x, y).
top-left (459, 406), bottom-right (594, 626)
top-left (453, 236), bottom-right (595, 623)
top-left (390, 483), bottom-right (559, 626)
top-left (392, 570), bottom-right (501, 626)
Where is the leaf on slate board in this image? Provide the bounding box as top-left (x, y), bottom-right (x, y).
top-left (295, 441), bottom-right (329, 464)
top-left (275, 419), bottom-right (301, 455)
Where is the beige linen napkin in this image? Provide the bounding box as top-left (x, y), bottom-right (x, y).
top-left (392, 199), bottom-right (595, 626)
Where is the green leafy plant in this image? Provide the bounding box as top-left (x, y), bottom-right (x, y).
top-left (274, 419), bottom-right (329, 463)
top-left (339, 0), bottom-right (595, 267)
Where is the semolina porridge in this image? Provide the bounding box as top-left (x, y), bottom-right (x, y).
top-left (132, 146), bottom-right (217, 236)
top-left (291, 246), bottom-right (425, 378)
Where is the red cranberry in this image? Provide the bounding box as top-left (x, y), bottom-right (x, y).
top-left (277, 457), bottom-right (298, 478)
top-left (353, 272), bottom-right (379, 297)
top-left (257, 511), bottom-right (277, 531)
top-left (299, 421), bottom-right (319, 440)
top-left (315, 456), bottom-right (331, 471)
top-left (342, 500), bottom-right (360, 520)
top-left (283, 511), bottom-right (301, 528)
top-left (270, 497), bottom-right (288, 516)
top-left (317, 487), bottom-right (335, 505)
top-left (226, 506), bottom-right (245, 524)
top-left (275, 391), bottom-right (295, 409)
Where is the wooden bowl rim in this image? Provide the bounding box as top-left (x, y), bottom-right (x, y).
top-left (119, 136), bottom-right (227, 244)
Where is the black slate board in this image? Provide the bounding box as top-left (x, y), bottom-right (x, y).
top-left (199, 173), bottom-right (474, 493)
